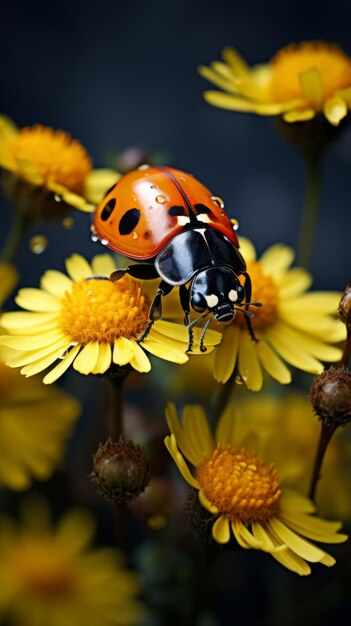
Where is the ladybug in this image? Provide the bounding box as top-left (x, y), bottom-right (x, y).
top-left (92, 165), bottom-right (261, 351)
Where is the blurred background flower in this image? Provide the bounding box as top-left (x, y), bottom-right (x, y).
top-left (0, 498), bottom-right (145, 626)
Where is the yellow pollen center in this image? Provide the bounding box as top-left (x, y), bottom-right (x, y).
top-left (60, 276), bottom-right (150, 344)
top-left (10, 540), bottom-right (76, 598)
top-left (269, 42), bottom-right (351, 105)
top-left (197, 445), bottom-right (281, 522)
top-left (238, 260), bottom-right (278, 329)
top-left (8, 125), bottom-right (92, 192)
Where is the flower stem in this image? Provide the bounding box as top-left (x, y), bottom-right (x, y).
top-left (309, 421), bottom-right (337, 502)
top-left (296, 154), bottom-right (322, 270)
top-left (1, 213), bottom-right (27, 263)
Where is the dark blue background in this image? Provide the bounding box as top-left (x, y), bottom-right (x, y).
top-left (1, 0), bottom-right (351, 291)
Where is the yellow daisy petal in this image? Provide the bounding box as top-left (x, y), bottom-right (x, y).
top-left (265, 324), bottom-right (323, 373)
top-left (0, 311), bottom-right (57, 330)
top-left (55, 510), bottom-right (95, 554)
top-left (257, 338), bottom-right (291, 384)
top-left (215, 404), bottom-right (236, 447)
top-left (142, 335), bottom-right (188, 364)
top-left (268, 518), bottom-right (325, 562)
top-left (323, 96), bottom-right (348, 125)
top-left (15, 288), bottom-right (60, 312)
top-left (165, 404), bottom-right (199, 466)
top-left (83, 169), bottom-right (120, 204)
top-left (299, 67), bottom-right (324, 102)
top-left (40, 270), bottom-right (73, 297)
top-left (43, 345), bottom-right (81, 384)
top-left (203, 91), bottom-right (301, 115)
top-left (213, 324), bottom-right (240, 383)
top-left (283, 109), bottom-right (316, 122)
top-left (91, 255), bottom-right (117, 277)
top-left (212, 516), bottom-right (231, 544)
top-left (0, 330), bottom-right (67, 351)
top-left (65, 254), bottom-right (93, 282)
top-left (222, 47), bottom-right (251, 78)
top-left (259, 244), bottom-right (294, 275)
top-left (20, 345), bottom-right (71, 377)
top-left (129, 342), bottom-right (151, 373)
top-left (91, 343), bottom-right (112, 375)
top-left (113, 337), bottom-right (135, 366)
top-left (164, 435), bottom-right (199, 489)
top-left (198, 65), bottom-right (240, 94)
top-left (237, 236), bottom-right (257, 262)
top-left (183, 404), bottom-right (214, 464)
top-left (198, 490), bottom-right (218, 514)
top-left (238, 331), bottom-right (263, 391)
top-left (73, 341), bottom-right (99, 375)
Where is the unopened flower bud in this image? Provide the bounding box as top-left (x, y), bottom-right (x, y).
top-left (310, 368), bottom-right (351, 427)
top-left (92, 438), bottom-right (151, 503)
top-left (339, 286), bottom-right (351, 327)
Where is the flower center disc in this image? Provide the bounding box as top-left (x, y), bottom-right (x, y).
top-left (269, 42), bottom-right (351, 103)
top-left (60, 277), bottom-right (150, 344)
top-left (9, 125), bottom-right (92, 192)
top-left (238, 261), bottom-right (278, 329)
top-left (196, 445), bottom-right (281, 522)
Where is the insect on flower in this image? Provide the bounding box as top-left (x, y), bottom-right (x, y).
top-left (92, 165), bottom-right (261, 351)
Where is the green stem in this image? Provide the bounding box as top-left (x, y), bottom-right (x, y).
top-left (108, 375), bottom-right (126, 440)
top-left (309, 421), bottom-right (337, 502)
top-left (1, 214), bottom-right (27, 263)
top-left (296, 154), bottom-right (322, 270)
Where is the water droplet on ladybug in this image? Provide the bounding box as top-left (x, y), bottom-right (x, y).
top-left (211, 196), bottom-right (225, 209)
top-left (156, 195), bottom-right (166, 204)
top-left (101, 238), bottom-right (109, 246)
top-left (148, 205), bottom-right (153, 210)
top-left (179, 176), bottom-right (186, 182)
top-left (29, 235), bottom-right (48, 254)
top-left (132, 194), bottom-right (137, 201)
top-left (54, 193), bottom-right (63, 202)
top-left (62, 216), bottom-right (74, 229)
top-left (132, 231), bottom-right (138, 239)
top-left (150, 184), bottom-right (157, 189)
top-left (231, 218), bottom-right (240, 230)
top-left (138, 164), bottom-right (150, 170)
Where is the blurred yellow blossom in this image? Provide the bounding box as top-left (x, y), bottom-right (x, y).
top-left (199, 42), bottom-right (351, 126)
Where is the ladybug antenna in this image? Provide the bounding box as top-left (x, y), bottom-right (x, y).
top-left (234, 307), bottom-right (255, 319)
top-left (238, 301), bottom-right (263, 308)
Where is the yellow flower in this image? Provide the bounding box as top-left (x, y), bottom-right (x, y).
top-left (0, 499), bottom-right (144, 626)
top-left (0, 254), bottom-right (221, 383)
top-left (0, 349), bottom-right (80, 489)
top-left (165, 403), bottom-right (347, 575)
top-left (213, 238), bottom-right (344, 390)
top-left (230, 390), bottom-right (351, 521)
top-left (0, 261), bottom-right (18, 308)
top-left (199, 42), bottom-right (351, 126)
top-left (0, 115), bottom-right (119, 212)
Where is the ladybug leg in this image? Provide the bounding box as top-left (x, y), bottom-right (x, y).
top-left (242, 272), bottom-right (259, 343)
top-left (179, 284), bottom-right (193, 352)
top-left (138, 280), bottom-right (174, 343)
top-left (110, 263), bottom-right (159, 282)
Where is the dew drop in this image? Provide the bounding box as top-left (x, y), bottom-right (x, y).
top-left (62, 216), bottom-right (74, 229)
top-left (150, 184), bottom-right (157, 189)
top-left (231, 218), bottom-right (239, 230)
top-left (235, 374), bottom-right (246, 385)
top-left (179, 176), bottom-right (186, 182)
top-left (211, 196), bottom-right (225, 209)
top-left (156, 195), bottom-right (166, 204)
top-left (29, 235), bottom-right (48, 254)
top-left (54, 193), bottom-right (63, 202)
top-left (101, 238), bottom-right (109, 246)
top-left (59, 349), bottom-right (70, 360)
top-left (138, 164), bottom-right (150, 170)
top-left (91, 234), bottom-right (99, 242)
top-left (148, 205), bottom-right (153, 210)
top-left (132, 194), bottom-right (137, 201)
top-left (132, 231), bottom-right (138, 239)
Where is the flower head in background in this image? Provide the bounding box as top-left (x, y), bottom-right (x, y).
top-left (165, 403), bottom-right (347, 575)
top-left (0, 350), bottom-right (80, 489)
top-left (0, 115), bottom-right (119, 215)
top-left (0, 254), bottom-right (221, 383)
top-left (0, 261), bottom-right (18, 309)
top-left (199, 42), bottom-right (351, 126)
top-left (0, 499), bottom-right (144, 626)
top-left (213, 238), bottom-right (344, 390)
top-left (226, 390), bottom-right (351, 520)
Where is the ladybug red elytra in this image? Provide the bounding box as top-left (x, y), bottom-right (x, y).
top-left (92, 165), bottom-right (261, 351)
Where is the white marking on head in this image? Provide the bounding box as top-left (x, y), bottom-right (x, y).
top-left (177, 215), bottom-right (191, 226)
top-left (228, 289), bottom-right (238, 302)
top-left (205, 294), bottom-right (219, 308)
top-left (197, 213), bottom-right (211, 223)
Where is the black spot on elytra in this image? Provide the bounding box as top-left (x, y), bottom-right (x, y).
top-left (144, 231), bottom-right (151, 239)
top-left (118, 208), bottom-right (141, 235)
top-left (168, 205), bottom-right (186, 217)
top-left (101, 198), bottom-right (116, 221)
top-left (194, 203), bottom-right (218, 221)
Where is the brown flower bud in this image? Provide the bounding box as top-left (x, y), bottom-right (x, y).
top-left (92, 438), bottom-right (151, 503)
top-left (339, 286), bottom-right (351, 327)
top-left (310, 368), bottom-right (351, 426)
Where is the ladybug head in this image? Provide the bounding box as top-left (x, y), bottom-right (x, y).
top-left (190, 267), bottom-right (245, 323)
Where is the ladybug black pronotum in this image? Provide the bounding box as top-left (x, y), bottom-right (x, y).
top-left (92, 165), bottom-right (261, 351)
